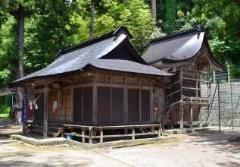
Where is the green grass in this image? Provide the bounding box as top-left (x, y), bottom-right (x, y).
top-left (0, 105), bottom-right (10, 118)
top-left (0, 113), bottom-right (9, 118)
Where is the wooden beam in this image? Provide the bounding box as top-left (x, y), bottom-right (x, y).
top-left (43, 84), bottom-right (49, 138)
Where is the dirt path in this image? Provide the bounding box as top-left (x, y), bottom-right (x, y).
top-left (0, 131), bottom-right (240, 167)
top-left (105, 132), bottom-right (240, 167)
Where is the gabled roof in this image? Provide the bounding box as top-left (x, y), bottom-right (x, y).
top-left (13, 27), bottom-right (171, 85)
top-left (142, 27), bottom-right (223, 70)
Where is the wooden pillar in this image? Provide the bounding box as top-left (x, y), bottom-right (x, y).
top-left (123, 77), bottom-right (128, 123)
top-left (180, 67), bottom-right (183, 101)
top-left (158, 125), bottom-right (163, 137)
top-left (82, 130), bottom-right (85, 143)
top-left (150, 87), bottom-right (154, 122)
top-left (93, 73), bottom-right (97, 124)
top-left (100, 129), bottom-right (103, 144)
top-left (132, 128), bottom-right (135, 140)
top-left (190, 105), bottom-right (193, 129)
top-left (139, 89), bottom-right (141, 122)
top-left (43, 84), bottom-right (49, 138)
top-left (89, 127), bottom-right (93, 144)
top-left (180, 103), bottom-right (184, 129)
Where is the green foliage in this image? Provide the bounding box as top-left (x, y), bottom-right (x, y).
top-left (0, 15), bottom-right (16, 86)
top-left (0, 0), bottom-right (155, 88)
top-left (94, 0), bottom-right (154, 52)
top-left (165, 0), bottom-right (177, 33)
top-left (184, 0), bottom-right (240, 68)
top-left (0, 95), bottom-right (11, 118)
top-left (0, 0), bottom-right (240, 87)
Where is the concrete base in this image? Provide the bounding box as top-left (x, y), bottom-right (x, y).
top-left (11, 134), bottom-right (176, 149)
top-left (10, 127), bottom-right (217, 148)
top-left (11, 135), bottom-right (67, 146)
top-left (67, 136), bottom-right (176, 149)
top-left (164, 128), bottom-right (195, 134)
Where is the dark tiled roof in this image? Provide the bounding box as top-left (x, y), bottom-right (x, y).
top-left (89, 59), bottom-right (172, 76)
top-left (14, 27), bottom-right (171, 84)
top-left (142, 27), bottom-right (205, 64)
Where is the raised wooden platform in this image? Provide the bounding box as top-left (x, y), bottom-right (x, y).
top-left (63, 123), bottom-right (163, 144)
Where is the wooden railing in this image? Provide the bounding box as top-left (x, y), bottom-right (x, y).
top-left (166, 68), bottom-right (211, 108)
top-left (63, 123), bottom-right (163, 144)
top-left (0, 88), bottom-right (13, 96)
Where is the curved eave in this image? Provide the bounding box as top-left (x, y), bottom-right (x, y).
top-left (204, 38), bottom-right (225, 71)
top-left (150, 37), bottom-right (225, 71)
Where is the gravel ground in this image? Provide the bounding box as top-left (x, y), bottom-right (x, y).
top-left (0, 130), bottom-right (240, 167)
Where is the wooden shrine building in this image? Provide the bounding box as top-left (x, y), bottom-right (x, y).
top-left (12, 27), bottom-right (171, 143)
top-left (142, 27), bottom-right (223, 129)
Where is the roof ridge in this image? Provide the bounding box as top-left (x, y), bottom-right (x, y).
top-left (59, 26), bottom-right (132, 55)
top-left (150, 26), bottom-right (204, 45)
top-left (60, 32), bottom-right (114, 55)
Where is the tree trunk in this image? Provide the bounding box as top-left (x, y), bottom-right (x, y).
top-left (15, 7), bottom-right (25, 124)
top-left (151, 0), bottom-right (157, 24)
top-left (89, 0), bottom-right (95, 39)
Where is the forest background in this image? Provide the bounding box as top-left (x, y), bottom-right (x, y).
top-left (0, 0), bottom-right (239, 88)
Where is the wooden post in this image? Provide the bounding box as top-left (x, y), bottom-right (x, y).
top-left (82, 130), bottom-right (85, 143)
top-left (158, 125), bottom-right (163, 137)
top-left (139, 89), bottom-right (141, 122)
top-left (180, 68), bottom-right (183, 101)
top-left (213, 71), bottom-right (216, 84)
top-left (43, 84), bottom-right (49, 138)
top-left (180, 103), bottom-right (184, 129)
top-left (132, 128), bottom-right (135, 140)
top-left (100, 129), bottom-right (103, 144)
top-left (123, 76), bottom-right (128, 123)
top-left (190, 105), bottom-right (193, 129)
top-left (93, 73), bottom-right (97, 124)
top-left (150, 87), bottom-right (154, 122)
top-left (110, 87), bottom-right (112, 122)
top-left (89, 127), bottom-right (93, 144)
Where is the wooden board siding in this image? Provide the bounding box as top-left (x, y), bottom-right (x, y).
top-left (111, 88), bottom-right (124, 123)
top-left (128, 89), bottom-right (139, 123)
top-left (63, 89), bottom-right (72, 122)
top-left (153, 87), bottom-right (164, 121)
top-left (48, 90), bottom-right (59, 121)
top-left (73, 88), bottom-right (82, 122)
top-left (73, 87), bottom-right (93, 124)
top-left (97, 87), bottom-right (110, 124)
top-left (34, 69), bottom-right (165, 125)
top-left (141, 90), bottom-right (150, 122)
top-left (47, 88), bottom-right (72, 123)
top-left (82, 87), bottom-right (93, 124)
top-left (170, 105), bottom-right (200, 125)
top-left (35, 94), bottom-right (44, 122)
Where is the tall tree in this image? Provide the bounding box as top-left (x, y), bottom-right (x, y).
top-left (151, 0), bottom-right (157, 24)
top-left (89, 0), bottom-right (95, 39)
top-left (165, 0), bottom-right (177, 33)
